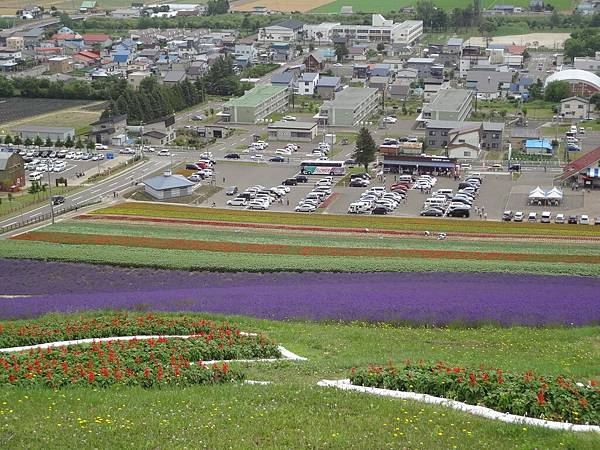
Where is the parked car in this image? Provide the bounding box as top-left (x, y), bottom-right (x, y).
top-left (594, 216), bottom-right (600, 225)
top-left (514, 211), bottom-right (524, 222)
top-left (383, 116), bottom-right (397, 124)
top-left (224, 153), bottom-right (240, 159)
top-left (192, 115), bottom-right (205, 121)
top-left (225, 186), bottom-right (238, 196)
top-left (371, 206), bottom-right (388, 215)
top-left (420, 208), bottom-right (443, 217)
top-left (447, 208), bottom-right (469, 218)
top-left (349, 178), bottom-right (369, 187)
top-left (295, 203), bottom-right (317, 212)
top-left (580, 214), bottom-right (590, 225)
top-left (157, 149), bottom-right (170, 156)
top-left (251, 154), bottom-right (264, 161)
top-left (528, 212), bottom-right (537, 222)
top-left (187, 174), bottom-right (202, 183)
top-left (282, 178), bottom-right (298, 186)
top-left (501, 211), bottom-right (513, 221)
top-left (568, 215), bottom-right (578, 224)
top-left (295, 175), bottom-right (308, 183)
top-left (555, 213), bottom-right (565, 224)
top-left (540, 211), bottom-right (552, 223)
top-left (227, 197), bottom-right (248, 207)
top-left (269, 156), bottom-right (285, 162)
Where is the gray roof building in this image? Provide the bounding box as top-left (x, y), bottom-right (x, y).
top-left (421, 89), bottom-right (473, 122)
top-left (144, 172), bottom-right (194, 191)
top-left (317, 87), bottom-right (379, 126)
top-left (163, 70), bottom-right (186, 83)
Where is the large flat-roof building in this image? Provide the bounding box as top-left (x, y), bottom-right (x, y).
top-left (12, 126), bottom-right (75, 141)
top-left (421, 89), bottom-right (473, 122)
top-left (315, 87), bottom-right (379, 127)
top-left (222, 85), bottom-right (289, 124)
top-left (331, 15), bottom-right (422, 45)
top-left (267, 121), bottom-right (318, 142)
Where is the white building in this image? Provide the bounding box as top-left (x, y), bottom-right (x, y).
top-left (331, 16), bottom-right (422, 45)
top-left (304, 23), bottom-right (340, 44)
top-left (235, 43), bottom-right (258, 62)
top-left (574, 52), bottom-right (600, 72)
top-left (295, 72), bottom-right (319, 96)
top-left (560, 96), bottom-right (590, 119)
top-left (447, 125), bottom-right (481, 160)
top-left (259, 19), bottom-right (305, 43)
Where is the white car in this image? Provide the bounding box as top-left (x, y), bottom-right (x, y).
top-left (200, 152), bottom-right (213, 159)
top-left (282, 115), bottom-right (297, 121)
top-left (276, 185), bottom-right (291, 193)
top-left (143, 146), bottom-right (155, 153)
top-left (197, 169), bottom-right (213, 178)
top-left (95, 143), bottom-right (108, 150)
top-left (295, 203), bottom-right (317, 212)
top-left (227, 197), bottom-right (248, 206)
top-left (74, 152), bottom-right (84, 160)
top-left (28, 171), bottom-right (43, 181)
top-left (384, 116), bottom-right (397, 124)
top-left (158, 149), bottom-right (171, 156)
top-left (275, 148), bottom-right (292, 156)
top-left (514, 211), bottom-right (524, 222)
top-left (285, 143), bottom-right (299, 151)
top-left (187, 174), bottom-right (203, 183)
top-left (65, 152), bottom-right (75, 159)
top-left (580, 214), bottom-right (590, 225)
top-left (119, 148), bottom-right (134, 154)
top-left (251, 154), bottom-right (264, 161)
top-left (247, 200), bottom-right (269, 210)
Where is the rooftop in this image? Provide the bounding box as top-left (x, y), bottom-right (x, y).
top-left (407, 57), bottom-right (436, 64)
top-left (323, 87), bottom-right (378, 109)
top-left (144, 173), bottom-right (193, 191)
top-left (424, 89), bottom-right (472, 113)
top-left (0, 151), bottom-right (18, 171)
top-left (446, 37), bottom-right (464, 46)
top-left (226, 85), bottom-right (288, 108)
top-left (426, 120), bottom-right (504, 131)
top-left (268, 121), bottom-right (317, 130)
top-left (317, 76), bottom-right (341, 87)
top-left (271, 19), bottom-right (305, 30)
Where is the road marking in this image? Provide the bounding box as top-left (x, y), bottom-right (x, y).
top-left (71, 196), bottom-right (83, 202)
top-left (5, 222), bottom-right (17, 227)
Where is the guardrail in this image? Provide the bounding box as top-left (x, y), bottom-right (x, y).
top-left (0, 199), bottom-right (101, 235)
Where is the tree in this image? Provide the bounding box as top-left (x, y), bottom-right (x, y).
top-left (353, 127), bottom-right (377, 171)
top-left (3, 134), bottom-right (12, 145)
top-left (295, 44), bottom-right (303, 56)
top-left (45, 137), bottom-right (53, 148)
top-left (334, 43), bottom-right (348, 62)
top-left (75, 138), bottom-right (84, 149)
top-left (24, 137), bottom-right (33, 147)
top-left (34, 135), bottom-right (43, 147)
top-left (590, 92), bottom-right (600, 110)
top-left (55, 139), bottom-right (64, 148)
top-left (550, 10), bottom-right (561, 28)
top-left (13, 135), bottom-right (22, 146)
top-left (376, 42), bottom-right (385, 52)
top-left (316, 31), bottom-right (323, 46)
top-left (27, 181), bottom-right (42, 199)
top-left (64, 135), bottom-right (74, 148)
top-left (308, 43), bottom-right (315, 52)
top-left (544, 80), bottom-right (571, 102)
top-left (86, 140), bottom-right (96, 151)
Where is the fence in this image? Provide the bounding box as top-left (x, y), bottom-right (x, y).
top-left (0, 199), bottom-right (101, 235)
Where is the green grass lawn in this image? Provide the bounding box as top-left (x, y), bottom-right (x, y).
top-left (0, 186), bottom-right (79, 219)
top-left (1, 312), bottom-right (598, 449)
top-left (312, 0), bottom-right (496, 13)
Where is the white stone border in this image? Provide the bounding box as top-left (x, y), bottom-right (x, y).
top-left (0, 335), bottom-right (307, 363)
top-left (317, 379), bottom-right (600, 433)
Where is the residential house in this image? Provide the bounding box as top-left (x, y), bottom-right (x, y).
top-left (382, 59), bottom-right (406, 73)
top-left (368, 76), bottom-right (390, 92)
top-left (235, 43), bottom-right (258, 63)
top-left (316, 76), bottom-right (341, 99)
top-left (466, 70), bottom-right (513, 100)
top-left (82, 34), bottom-right (112, 49)
top-left (406, 57), bottom-right (436, 78)
top-left (48, 56), bottom-right (71, 74)
top-left (510, 129), bottom-right (541, 148)
top-left (296, 73), bottom-right (319, 96)
top-left (271, 72), bottom-right (295, 88)
top-left (445, 37), bottom-right (464, 55)
top-left (371, 64), bottom-right (391, 78)
top-left (271, 43), bottom-right (294, 62)
top-left (142, 116), bottom-right (176, 145)
top-left (259, 19), bottom-right (305, 43)
top-left (446, 125), bottom-right (481, 160)
top-left (80, 1), bottom-right (98, 13)
top-left (128, 71), bottom-right (151, 89)
top-left (89, 114), bottom-right (128, 146)
top-left (425, 120), bottom-right (504, 150)
top-left (0, 49), bottom-right (21, 69)
top-left (163, 70), bottom-right (187, 85)
top-left (17, 28), bottom-right (45, 47)
top-left (352, 64), bottom-right (370, 79)
top-left (389, 79), bottom-right (411, 99)
top-left (303, 53), bottom-right (325, 72)
top-left (349, 45), bottom-right (368, 61)
top-left (560, 96), bottom-right (591, 119)
top-left (423, 78), bottom-right (446, 101)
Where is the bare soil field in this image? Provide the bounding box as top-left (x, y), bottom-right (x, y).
top-left (231, 0), bottom-right (334, 12)
top-left (466, 32), bottom-right (571, 48)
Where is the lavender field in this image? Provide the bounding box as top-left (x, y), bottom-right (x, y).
top-left (1, 259), bottom-right (599, 326)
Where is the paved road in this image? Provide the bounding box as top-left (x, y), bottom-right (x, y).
top-left (0, 158), bottom-right (171, 230)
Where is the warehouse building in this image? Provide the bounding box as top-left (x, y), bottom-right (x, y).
top-left (0, 150), bottom-right (25, 191)
top-left (315, 87), bottom-right (379, 127)
top-left (12, 126), bottom-right (75, 142)
top-left (221, 85), bottom-right (289, 124)
top-left (268, 121), bottom-right (318, 142)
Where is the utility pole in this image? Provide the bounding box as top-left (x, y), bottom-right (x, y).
top-left (46, 169), bottom-right (54, 224)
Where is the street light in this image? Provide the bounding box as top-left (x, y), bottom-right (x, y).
top-left (46, 169), bottom-right (54, 224)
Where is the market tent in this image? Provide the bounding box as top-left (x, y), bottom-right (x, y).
top-left (528, 187), bottom-right (546, 200)
top-left (545, 187), bottom-right (563, 205)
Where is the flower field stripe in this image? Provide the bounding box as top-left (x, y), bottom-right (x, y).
top-left (12, 230), bottom-right (600, 264)
top-left (318, 380), bottom-right (600, 433)
top-left (77, 213), bottom-right (600, 243)
top-left (88, 203), bottom-right (600, 238)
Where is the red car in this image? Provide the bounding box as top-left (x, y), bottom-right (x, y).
top-left (390, 183), bottom-right (409, 192)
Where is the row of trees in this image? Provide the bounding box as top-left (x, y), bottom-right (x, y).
top-left (1, 134), bottom-right (96, 150)
top-left (0, 76), bottom-right (115, 100)
top-left (415, 0), bottom-right (482, 31)
top-left (206, 0), bottom-right (230, 15)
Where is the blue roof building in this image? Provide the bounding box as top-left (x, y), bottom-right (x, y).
top-left (525, 139), bottom-right (553, 155)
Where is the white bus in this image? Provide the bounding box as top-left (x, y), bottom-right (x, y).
top-left (300, 160), bottom-right (346, 176)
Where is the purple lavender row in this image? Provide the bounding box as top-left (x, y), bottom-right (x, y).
top-left (1, 270), bottom-right (599, 325)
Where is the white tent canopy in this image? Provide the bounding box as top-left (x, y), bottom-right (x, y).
top-left (528, 187), bottom-right (546, 199)
top-left (545, 187), bottom-right (563, 200)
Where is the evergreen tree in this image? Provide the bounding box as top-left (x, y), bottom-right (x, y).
top-left (353, 127), bottom-right (377, 171)
top-left (13, 135), bottom-right (22, 146)
top-left (64, 135), bottom-right (74, 148)
top-left (24, 137), bottom-right (33, 147)
top-left (34, 136), bottom-right (44, 147)
top-left (3, 134), bottom-right (12, 145)
top-left (86, 140), bottom-right (96, 151)
top-left (45, 137), bottom-right (53, 147)
top-left (75, 138), bottom-right (84, 149)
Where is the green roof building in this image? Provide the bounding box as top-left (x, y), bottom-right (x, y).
top-left (222, 85), bottom-right (289, 124)
top-left (80, 1), bottom-right (97, 11)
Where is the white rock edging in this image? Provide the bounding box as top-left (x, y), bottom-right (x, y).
top-left (317, 379), bottom-right (600, 433)
top-left (0, 335), bottom-right (307, 363)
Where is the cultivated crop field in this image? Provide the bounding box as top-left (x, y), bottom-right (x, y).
top-left (0, 98), bottom-right (95, 126)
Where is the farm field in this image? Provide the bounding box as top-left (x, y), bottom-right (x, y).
top-left (232, 0), bottom-right (333, 12)
top-left (0, 98), bottom-right (96, 126)
top-left (311, 0), bottom-right (572, 12)
top-left (0, 311), bottom-right (598, 448)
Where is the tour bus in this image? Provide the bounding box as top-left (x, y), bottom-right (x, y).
top-left (300, 160), bottom-right (346, 176)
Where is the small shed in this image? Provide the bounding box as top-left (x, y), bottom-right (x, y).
top-left (524, 139), bottom-right (553, 155)
top-left (143, 171), bottom-right (194, 200)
